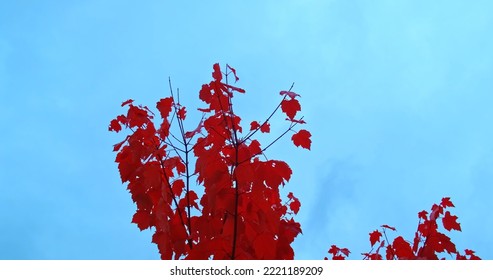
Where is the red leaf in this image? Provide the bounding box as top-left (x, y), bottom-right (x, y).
top-left (115, 147), bottom-right (140, 183)
top-left (288, 193), bottom-right (301, 214)
top-left (327, 245), bottom-right (339, 255)
top-left (430, 204), bottom-right (442, 221)
top-left (339, 248), bottom-right (350, 257)
top-left (465, 249), bottom-right (475, 255)
top-left (260, 122), bottom-right (270, 133)
top-left (179, 190), bottom-right (199, 210)
top-left (327, 245), bottom-right (350, 260)
top-left (222, 83), bottom-right (245, 93)
top-left (152, 231), bottom-right (173, 260)
top-left (172, 179), bottom-right (185, 197)
top-left (286, 118), bottom-right (306, 124)
top-left (418, 210), bottom-right (428, 220)
top-left (158, 120), bottom-right (170, 140)
top-left (291, 129), bottom-right (311, 150)
top-left (281, 99), bottom-right (301, 120)
top-left (418, 220), bottom-right (437, 236)
top-left (164, 156), bottom-right (186, 175)
top-left (440, 197), bottom-right (455, 208)
top-left (393, 236), bottom-right (415, 259)
top-left (369, 230), bottom-right (382, 247)
top-left (156, 97), bottom-right (173, 119)
top-left (127, 105), bottom-right (150, 128)
top-left (262, 160), bottom-right (292, 188)
top-left (177, 107), bottom-right (187, 120)
top-left (109, 119), bottom-right (122, 132)
top-left (248, 139), bottom-right (262, 156)
top-left (386, 245), bottom-right (394, 260)
top-left (442, 211), bottom-right (461, 231)
top-left (197, 107), bottom-right (211, 113)
top-left (250, 121), bottom-right (260, 131)
top-left (432, 232), bottom-right (457, 254)
top-left (198, 84), bottom-right (212, 106)
top-left (121, 99), bottom-right (134, 107)
top-left (132, 210), bottom-right (152, 231)
top-left (227, 64), bottom-right (239, 82)
top-left (381, 224), bottom-right (396, 231)
top-left (280, 91), bottom-right (300, 99)
top-left (212, 63), bottom-right (222, 81)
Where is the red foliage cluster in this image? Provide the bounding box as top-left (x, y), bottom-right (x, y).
top-left (110, 64), bottom-right (479, 260)
top-left (109, 64), bottom-right (310, 259)
top-left (326, 197), bottom-right (480, 260)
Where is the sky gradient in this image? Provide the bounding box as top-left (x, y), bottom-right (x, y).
top-left (1, 1), bottom-right (492, 259)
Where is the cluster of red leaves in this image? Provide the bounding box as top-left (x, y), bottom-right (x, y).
top-left (326, 197), bottom-right (480, 260)
top-left (109, 64), bottom-right (311, 259)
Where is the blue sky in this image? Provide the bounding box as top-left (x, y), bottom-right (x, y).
top-left (1, 1), bottom-right (492, 259)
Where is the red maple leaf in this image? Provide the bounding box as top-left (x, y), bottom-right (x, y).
top-left (287, 192), bottom-right (301, 214)
top-left (121, 99), bottom-right (134, 107)
top-left (418, 210), bottom-right (428, 220)
top-left (289, 200), bottom-right (301, 214)
top-left (392, 236), bottom-right (415, 259)
top-left (250, 121), bottom-right (260, 131)
top-left (369, 230), bottom-right (382, 247)
top-left (172, 179), bottom-right (185, 196)
top-left (212, 63), bottom-right (222, 81)
top-left (260, 122), bottom-right (270, 133)
top-left (109, 119), bottom-right (122, 132)
top-left (465, 249), bottom-right (475, 255)
top-left (381, 224), bottom-right (396, 231)
top-left (109, 114), bottom-right (130, 133)
top-left (440, 197), bottom-right (455, 208)
top-left (339, 248), bottom-right (350, 257)
top-left (442, 211), bottom-right (461, 231)
top-left (291, 129), bottom-right (311, 150)
top-left (327, 245), bottom-right (350, 260)
top-left (281, 98), bottom-right (301, 120)
top-left (431, 232), bottom-right (457, 254)
top-left (126, 105), bottom-right (150, 128)
top-left (280, 90), bottom-right (300, 99)
top-left (417, 220), bottom-right (437, 236)
top-left (156, 97), bottom-right (173, 119)
top-left (132, 209), bottom-right (152, 231)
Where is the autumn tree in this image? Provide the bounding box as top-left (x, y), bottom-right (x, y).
top-left (109, 64), bottom-right (479, 260)
top-left (109, 64), bottom-right (310, 259)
